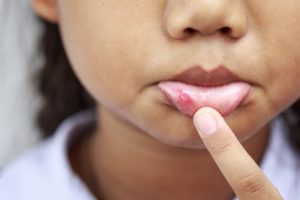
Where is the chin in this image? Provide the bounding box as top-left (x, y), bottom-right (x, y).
top-left (149, 126), bottom-right (206, 149)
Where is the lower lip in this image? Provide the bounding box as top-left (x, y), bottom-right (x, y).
top-left (158, 81), bottom-right (251, 117)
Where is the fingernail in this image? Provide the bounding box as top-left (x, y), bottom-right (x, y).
top-left (194, 112), bottom-right (217, 137)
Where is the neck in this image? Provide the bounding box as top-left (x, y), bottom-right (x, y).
top-left (73, 106), bottom-right (270, 200)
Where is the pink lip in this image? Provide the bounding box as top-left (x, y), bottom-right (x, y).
top-left (158, 81), bottom-right (251, 116)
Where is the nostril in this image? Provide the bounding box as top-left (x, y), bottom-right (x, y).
top-left (184, 27), bottom-right (196, 34)
top-left (184, 27), bottom-right (232, 36)
top-left (220, 27), bottom-right (231, 34)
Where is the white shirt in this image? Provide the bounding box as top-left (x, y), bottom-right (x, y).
top-left (0, 111), bottom-right (300, 200)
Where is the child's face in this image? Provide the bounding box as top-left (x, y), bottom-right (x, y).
top-left (35, 0), bottom-right (300, 148)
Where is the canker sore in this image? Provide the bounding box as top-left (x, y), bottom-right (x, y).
top-left (175, 91), bottom-right (197, 116)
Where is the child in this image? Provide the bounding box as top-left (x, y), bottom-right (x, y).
top-left (1, 0), bottom-right (300, 199)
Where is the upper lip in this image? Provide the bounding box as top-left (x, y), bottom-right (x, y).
top-left (167, 65), bottom-right (245, 87)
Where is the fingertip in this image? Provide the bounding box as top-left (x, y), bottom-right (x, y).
top-left (193, 107), bottom-right (219, 119)
top-left (193, 107), bottom-right (222, 127)
top-left (193, 107), bottom-right (219, 138)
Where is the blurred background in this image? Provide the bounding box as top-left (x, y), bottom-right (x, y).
top-left (0, 0), bottom-right (43, 167)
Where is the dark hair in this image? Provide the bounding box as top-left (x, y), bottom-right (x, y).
top-left (36, 20), bottom-right (300, 155)
top-left (36, 20), bottom-right (95, 137)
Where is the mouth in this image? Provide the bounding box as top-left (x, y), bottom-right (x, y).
top-left (157, 66), bottom-right (252, 117)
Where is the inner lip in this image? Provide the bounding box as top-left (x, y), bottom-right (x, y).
top-left (158, 81), bottom-right (252, 116)
top-left (167, 65), bottom-right (245, 87)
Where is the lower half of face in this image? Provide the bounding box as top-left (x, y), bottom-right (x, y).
top-left (57, 0), bottom-right (300, 148)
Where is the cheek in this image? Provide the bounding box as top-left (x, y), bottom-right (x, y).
top-left (260, 33), bottom-right (300, 112)
top-left (269, 65), bottom-right (300, 113)
top-left (57, 1), bottom-right (156, 110)
top-left (246, 0), bottom-right (300, 113)
top-left (256, 42), bottom-right (300, 117)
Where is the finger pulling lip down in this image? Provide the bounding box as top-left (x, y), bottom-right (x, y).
top-left (158, 81), bottom-right (251, 117)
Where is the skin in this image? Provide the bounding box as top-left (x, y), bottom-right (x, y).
top-left (30, 0), bottom-right (300, 198)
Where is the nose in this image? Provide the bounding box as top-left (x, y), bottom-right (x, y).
top-left (163, 0), bottom-right (248, 40)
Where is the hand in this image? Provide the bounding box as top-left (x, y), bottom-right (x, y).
top-left (193, 107), bottom-right (283, 200)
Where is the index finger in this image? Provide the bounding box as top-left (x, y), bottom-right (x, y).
top-left (193, 107), bottom-right (282, 200)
